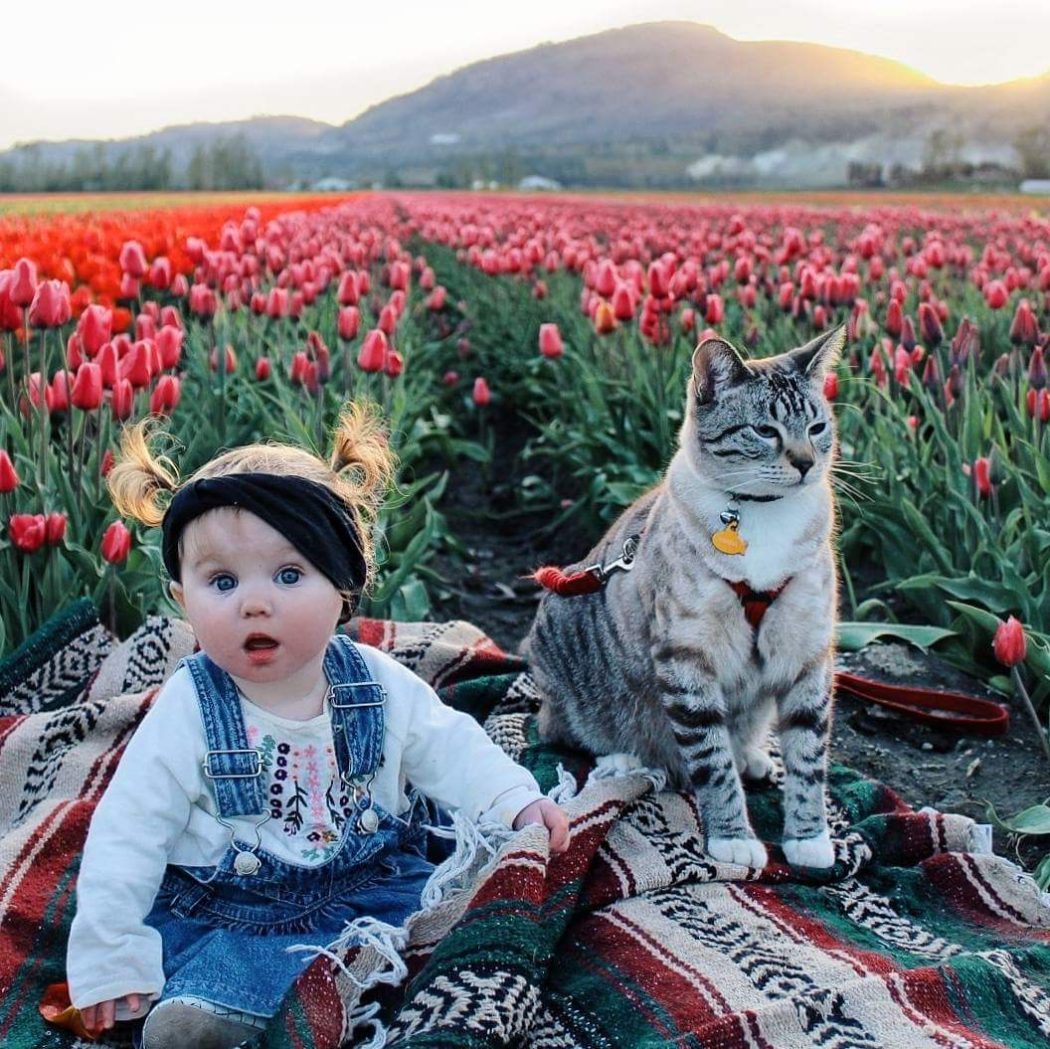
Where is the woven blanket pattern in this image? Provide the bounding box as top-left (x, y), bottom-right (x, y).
top-left (0, 611), bottom-right (1048, 1048)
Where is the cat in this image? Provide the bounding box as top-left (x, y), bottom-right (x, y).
top-left (524, 326), bottom-right (846, 870)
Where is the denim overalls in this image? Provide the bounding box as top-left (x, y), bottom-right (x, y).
top-left (144, 636), bottom-right (434, 1020)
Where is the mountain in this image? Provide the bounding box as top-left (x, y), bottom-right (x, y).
top-left (3, 22), bottom-right (1050, 190)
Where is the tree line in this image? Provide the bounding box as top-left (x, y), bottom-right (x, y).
top-left (0, 136), bottom-right (266, 193)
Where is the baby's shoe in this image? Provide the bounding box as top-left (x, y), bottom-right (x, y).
top-left (140, 1000), bottom-right (259, 1049)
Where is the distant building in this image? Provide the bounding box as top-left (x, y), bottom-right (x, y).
top-left (311, 177), bottom-right (354, 191)
top-left (518, 175), bottom-right (562, 191)
top-left (1020, 179), bottom-right (1050, 194)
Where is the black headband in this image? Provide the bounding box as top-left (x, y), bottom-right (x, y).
top-left (161, 474), bottom-right (367, 606)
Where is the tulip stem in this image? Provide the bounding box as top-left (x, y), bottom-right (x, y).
top-left (1012, 665), bottom-right (1050, 762)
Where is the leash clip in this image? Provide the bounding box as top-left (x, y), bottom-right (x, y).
top-left (585, 535), bottom-right (639, 583)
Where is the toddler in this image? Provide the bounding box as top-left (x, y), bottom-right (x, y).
top-left (66, 404), bottom-right (569, 1048)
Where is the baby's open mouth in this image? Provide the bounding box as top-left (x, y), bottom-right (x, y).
top-left (244, 635), bottom-right (278, 651)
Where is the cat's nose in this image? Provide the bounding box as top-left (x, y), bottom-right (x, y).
top-left (788, 454), bottom-right (814, 479)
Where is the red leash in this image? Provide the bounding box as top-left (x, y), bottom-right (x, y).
top-left (532, 556), bottom-right (1010, 738)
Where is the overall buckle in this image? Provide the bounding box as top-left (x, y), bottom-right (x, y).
top-left (202, 749), bottom-right (263, 779)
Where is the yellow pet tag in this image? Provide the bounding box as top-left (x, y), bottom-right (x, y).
top-left (712, 520), bottom-right (748, 555)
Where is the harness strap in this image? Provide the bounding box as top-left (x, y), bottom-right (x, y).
top-left (727, 579), bottom-right (787, 628)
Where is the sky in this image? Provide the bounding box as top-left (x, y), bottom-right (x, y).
top-left (2, 0), bottom-right (1048, 151)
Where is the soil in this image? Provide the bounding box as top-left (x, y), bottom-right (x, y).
top-left (428, 445), bottom-right (1050, 873)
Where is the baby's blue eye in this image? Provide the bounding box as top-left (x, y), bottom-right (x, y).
top-left (211, 573), bottom-right (237, 592)
top-left (277, 567), bottom-right (302, 585)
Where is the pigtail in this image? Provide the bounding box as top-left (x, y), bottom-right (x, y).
top-left (107, 420), bottom-right (180, 528)
top-left (329, 402), bottom-right (397, 588)
top-left (330, 401), bottom-right (396, 511)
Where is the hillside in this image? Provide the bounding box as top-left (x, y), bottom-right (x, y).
top-left (3, 22), bottom-right (1049, 190)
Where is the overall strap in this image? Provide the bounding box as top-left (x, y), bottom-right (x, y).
top-left (181, 652), bottom-right (267, 818)
top-left (323, 635), bottom-right (386, 783)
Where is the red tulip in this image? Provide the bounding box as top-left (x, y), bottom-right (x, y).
top-left (290, 351), bottom-right (310, 385)
top-left (156, 326), bottom-right (184, 369)
top-left (992, 616), bottom-right (1027, 667)
top-left (823, 372), bottom-right (839, 401)
top-left (9, 513), bottom-right (47, 553)
top-left (110, 378), bottom-right (134, 421)
top-left (337, 271), bottom-right (359, 305)
top-left (120, 273), bottom-right (140, 299)
top-left (149, 256), bottom-right (173, 290)
top-left (189, 283), bottom-right (217, 319)
top-left (45, 512), bottom-right (67, 545)
top-left (135, 314), bottom-right (156, 341)
top-left (29, 280), bottom-right (71, 328)
top-left (384, 350), bottom-right (404, 378)
top-left (378, 303), bottom-right (398, 335)
top-left (426, 287), bottom-right (447, 311)
top-left (338, 306), bottom-right (360, 341)
top-left (100, 449), bottom-right (115, 477)
top-left (9, 258), bottom-right (38, 308)
top-left (209, 345), bottom-right (236, 374)
top-left (357, 330), bottom-right (388, 372)
top-left (442, 370), bottom-right (459, 386)
top-left (0, 449), bottom-right (19, 492)
top-left (96, 342), bottom-right (119, 388)
top-left (0, 271), bottom-right (22, 330)
top-left (150, 374), bottom-right (181, 415)
top-left (77, 305), bottom-right (112, 356)
top-left (1009, 299), bottom-right (1039, 346)
top-left (884, 298), bottom-right (903, 338)
top-left (973, 457), bottom-right (993, 498)
top-left (705, 294), bottom-right (724, 326)
top-left (1028, 345), bottom-right (1046, 390)
top-left (472, 377), bottom-right (492, 406)
top-left (101, 520), bottom-right (132, 564)
top-left (170, 274), bottom-right (189, 299)
top-left (611, 284), bottom-right (635, 322)
top-left (984, 280), bottom-right (1008, 309)
top-left (71, 363), bottom-right (104, 410)
top-left (255, 357), bottom-right (272, 381)
top-left (119, 240), bottom-right (148, 278)
top-left (538, 323), bottom-right (564, 359)
top-left (266, 287), bottom-right (289, 319)
top-left (918, 302), bottom-right (943, 347)
top-left (48, 370), bottom-right (72, 413)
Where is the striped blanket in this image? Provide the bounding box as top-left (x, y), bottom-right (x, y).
top-left (1, 601), bottom-right (1048, 1048)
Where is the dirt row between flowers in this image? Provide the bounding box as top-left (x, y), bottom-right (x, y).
top-left (427, 432), bottom-right (1048, 869)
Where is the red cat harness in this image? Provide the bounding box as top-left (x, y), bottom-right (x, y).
top-left (532, 536), bottom-right (786, 626)
top-left (531, 541), bottom-right (1010, 737)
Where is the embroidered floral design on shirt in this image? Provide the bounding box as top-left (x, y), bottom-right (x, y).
top-left (245, 726), bottom-right (356, 862)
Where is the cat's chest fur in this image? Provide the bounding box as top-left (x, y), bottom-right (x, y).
top-left (666, 454), bottom-right (831, 593)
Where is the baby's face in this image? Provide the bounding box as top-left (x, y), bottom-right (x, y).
top-left (170, 508), bottom-right (343, 696)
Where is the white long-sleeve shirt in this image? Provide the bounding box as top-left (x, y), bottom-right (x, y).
top-left (67, 643), bottom-right (543, 1009)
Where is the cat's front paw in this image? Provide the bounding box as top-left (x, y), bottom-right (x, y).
top-left (594, 752), bottom-right (646, 776)
top-left (783, 830), bottom-right (835, 869)
top-left (740, 747), bottom-right (775, 784)
top-left (706, 836), bottom-right (768, 869)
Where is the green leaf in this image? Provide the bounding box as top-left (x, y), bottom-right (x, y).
top-left (835, 622), bottom-right (957, 652)
top-left (984, 802), bottom-right (1050, 836)
top-left (895, 573), bottom-right (1020, 615)
top-left (1034, 851), bottom-right (1050, 891)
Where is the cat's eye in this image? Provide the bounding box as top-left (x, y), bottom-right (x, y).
top-left (809, 421), bottom-right (827, 436)
top-left (752, 424), bottom-right (779, 439)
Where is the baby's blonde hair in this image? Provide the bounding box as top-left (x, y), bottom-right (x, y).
top-left (107, 402), bottom-right (396, 594)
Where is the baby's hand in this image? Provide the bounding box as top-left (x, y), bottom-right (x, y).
top-left (513, 798), bottom-right (570, 853)
top-left (79, 993), bottom-right (147, 1033)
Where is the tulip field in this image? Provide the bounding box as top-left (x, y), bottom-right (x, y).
top-left (1, 191), bottom-right (1049, 733)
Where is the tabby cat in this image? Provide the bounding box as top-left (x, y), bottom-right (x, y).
top-left (525, 327), bottom-right (846, 870)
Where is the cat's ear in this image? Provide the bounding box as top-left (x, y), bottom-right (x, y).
top-left (790, 326), bottom-right (846, 380)
top-left (692, 338), bottom-right (751, 404)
